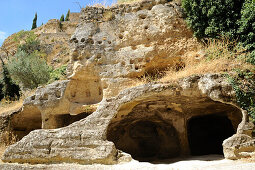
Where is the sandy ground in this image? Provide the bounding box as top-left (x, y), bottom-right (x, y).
top-left (1, 155), bottom-right (255, 170)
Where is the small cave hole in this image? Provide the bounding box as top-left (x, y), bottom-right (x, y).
top-left (139, 14), bottom-right (147, 19)
top-left (119, 34), bottom-right (124, 40)
top-left (81, 38), bottom-right (85, 42)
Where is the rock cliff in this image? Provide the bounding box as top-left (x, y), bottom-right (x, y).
top-left (1, 0), bottom-right (255, 167)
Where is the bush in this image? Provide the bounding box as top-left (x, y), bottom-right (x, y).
top-left (228, 69), bottom-right (255, 122)
top-left (0, 58), bottom-right (20, 100)
top-left (182, 0), bottom-right (244, 39)
top-left (7, 51), bottom-right (50, 89)
top-left (238, 0), bottom-right (255, 51)
top-left (49, 65), bottom-right (67, 83)
top-left (18, 38), bottom-right (40, 55)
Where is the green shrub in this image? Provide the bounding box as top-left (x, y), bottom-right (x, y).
top-left (228, 69), bottom-right (255, 122)
top-left (0, 58), bottom-right (20, 100)
top-left (18, 38), bottom-right (40, 55)
top-left (13, 30), bottom-right (32, 42)
top-left (49, 65), bottom-right (67, 83)
top-left (238, 0), bottom-right (255, 51)
top-left (7, 51), bottom-right (50, 89)
top-left (182, 0), bottom-right (244, 39)
top-left (246, 51), bottom-right (255, 64)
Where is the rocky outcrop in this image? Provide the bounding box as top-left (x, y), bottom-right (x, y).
top-left (222, 111), bottom-right (255, 160)
top-left (1, 74), bottom-right (250, 164)
top-left (1, 0), bottom-right (255, 166)
top-left (68, 0), bottom-right (198, 98)
top-left (0, 12), bottom-right (80, 68)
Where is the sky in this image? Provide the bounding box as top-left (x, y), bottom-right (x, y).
top-left (0, 0), bottom-right (117, 46)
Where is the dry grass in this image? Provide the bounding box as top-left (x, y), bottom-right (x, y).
top-left (0, 89), bottom-right (36, 115)
top-left (160, 57), bottom-right (253, 82)
top-left (0, 131), bottom-right (18, 164)
top-left (0, 99), bottom-right (23, 115)
top-left (0, 145), bottom-right (6, 164)
top-left (160, 37), bottom-right (253, 82)
top-left (125, 37), bottom-right (253, 86)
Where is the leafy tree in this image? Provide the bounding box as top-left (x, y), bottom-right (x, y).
top-left (60, 14), bottom-right (65, 22)
top-left (7, 50), bottom-right (50, 89)
top-left (238, 0), bottom-right (255, 51)
top-left (182, 0), bottom-right (244, 39)
top-left (0, 57), bottom-right (20, 100)
top-left (65, 9), bottom-right (70, 21)
top-left (59, 14), bottom-right (65, 30)
top-left (31, 12), bottom-right (37, 30)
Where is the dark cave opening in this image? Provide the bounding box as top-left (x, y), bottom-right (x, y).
top-left (187, 114), bottom-right (235, 156)
top-left (107, 119), bottom-right (180, 162)
top-left (107, 97), bottom-right (242, 162)
top-left (54, 112), bottom-right (91, 128)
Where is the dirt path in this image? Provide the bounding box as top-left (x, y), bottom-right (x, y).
top-left (1, 155), bottom-right (255, 170)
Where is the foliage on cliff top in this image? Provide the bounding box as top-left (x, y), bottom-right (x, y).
top-left (182, 0), bottom-right (244, 39)
top-left (238, 0), bottom-right (255, 51)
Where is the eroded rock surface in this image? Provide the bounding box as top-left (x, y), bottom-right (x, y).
top-left (68, 0), bottom-right (198, 98)
top-left (2, 74), bottom-right (250, 164)
top-left (1, 0), bottom-right (255, 167)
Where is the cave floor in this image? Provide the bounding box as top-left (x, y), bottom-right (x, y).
top-left (1, 155), bottom-right (255, 170)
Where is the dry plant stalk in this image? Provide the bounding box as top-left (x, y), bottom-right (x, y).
top-left (1, 130), bottom-right (18, 146)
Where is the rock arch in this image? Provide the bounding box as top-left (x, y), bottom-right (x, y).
top-left (106, 90), bottom-right (242, 161)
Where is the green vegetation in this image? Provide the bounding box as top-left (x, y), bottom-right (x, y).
top-left (182, 0), bottom-right (244, 39)
top-left (238, 0), bottom-right (255, 51)
top-left (13, 30), bottom-right (34, 43)
top-left (181, 0), bottom-right (255, 121)
top-left (7, 32), bottom-right (50, 89)
top-left (59, 14), bottom-right (65, 30)
top-left (0, 57), bottom-right (20, 101)
top-left (31, 13), bottom-right (37, 30)
top-left (48, 65), bottom-right (67, 84)
top-left (65, 9), bottom-right (70, 21)
top-left (60, 14), bottom-right (65, 22)
top-left (228, 69), bottom-right (255, 122)
top-left (7, 50), bottom-right (51, 89)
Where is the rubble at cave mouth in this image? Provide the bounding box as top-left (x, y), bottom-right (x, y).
top-left (107, 95), bottom-right (242, 162)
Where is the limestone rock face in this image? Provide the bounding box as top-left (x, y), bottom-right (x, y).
top-left (2, 74), bottom-right (250, 164)
top-left (68, 0), bottom-right (198, 98)
top-left (1, 0), bottom-right (255, 166)
top-left (223, 134), bottom-right (255, 160)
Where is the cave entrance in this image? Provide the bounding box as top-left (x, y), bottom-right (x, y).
top-left (107, 118), bottom-right (180, 162)
top-left (107, 95), bottom-right (242, 162)
top-left (54, 112), bottom-right (91, 128)
top-left (188, 114), bottom-right (235, 156)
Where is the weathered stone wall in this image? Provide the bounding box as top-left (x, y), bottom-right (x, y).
top-left (1, 0), bottom-right (254, 166)
top-left (1, 74), bottom-right (252, 164)
top-left (68, 0), bottom-right (198, 98)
